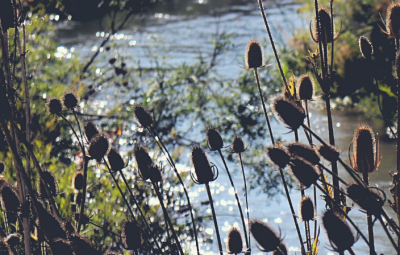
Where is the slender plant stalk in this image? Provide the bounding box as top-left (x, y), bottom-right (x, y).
top-left (378, 215), bottom-right (399, 252)
top-left (205, 183), bottom-right (223, 255)
top-left (238, 153), bottom-right (251, 250)
top-left (348, 248), bottom-right (356, 255)
top-left (363, 171), bottom-right (375, 255)
top-left (314, 0), bottom-right (326, 76)
top-left (396, 36), bottom-right (400, 254)
top-left (330, 0), bottom-right (334, 76)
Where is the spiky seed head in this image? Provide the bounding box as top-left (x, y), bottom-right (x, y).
top-left (107, 148), bottom-right (125, 172)
top-left (250, 220), bottom-right (281, 252)
top-left (290, 157), bottom-right (320, 188)
top-left (297, 75), bottom-right (314, 100)
top-left (0, 0), bottom-right (14, 30)
top-left (47, 97), bottom-right (63, 114)
top-left (69, 233), bottom-right (98, 255)
top-left (133, 104), bottom-right (153, 128)
top-left (133, 145), bottom-right (153, 180)
top-left (272, 96), bottom-right (306, 130)
top-left (73, 212), bottom-right (90, 227)
top-left (36, 201), bottom-right (66, 242)
top-left (38, 170), bottom-right (58, 198)
top-left (227, 228), bottom-right (243, 254)
top-left (387, 2), bottom-right (400, 37)
top-left (63, 220), bottom-right (76, 236)
top-left (0, 183), bottom-right (20, 213)
top-left (352, 124), bottom-right (380, 173)
top-left (207, 127), bottom-right (224, 151)
top-left (300, 196), bottom-right (314, 221)
top-left (266, 146), bottom-right (290, 169)
top-left (286, 142), bottom-right (320, 165)
top-left (62, 92), bottom-right (79, 109)
top-left (232, 135), bottom-right (245, 153)
top-left (49, 238), bottom-right (75, 255)
top-left (121, 220), bottom-right (143, 250)
top-left (73, 171), bottom-right (84, 190)
top-left (84, 121), bottom-right (99, 142)
top-left (4, 233), bottom-right (21, 247)
top-left (322, 210), bottom-right (356, 252)
top-left (358, 36), bottom-right (373, 59)
top-left (317, 144), bottom-right (340, 163)
top-left (88, 133), bottom-right (110, 161)
top-left (0, 161), bottom-right (5, 174)
top-left (316, 8), bottom-right (333, 43)
top-left (149, 164), bottom-right (162, 183)
top-left (273, 242), bottom-right (288, 255)
top-left (245, 39), bottom-right (264, 69)
top-left (191, 144), bottom-right (216, 184)
top-left (75, 192), bottom-right (82, 205)
top-left (346, 183), bottom-right (385, 215)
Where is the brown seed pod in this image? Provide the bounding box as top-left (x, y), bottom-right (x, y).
top-left (245, 39), bottom-right (264, 69)
top-left (322, 210), bottom-right (356, 252)
top-left (47, 97), bottom-right (63, 115)
top-left (359, 36), bottom-right (373, 59)
top-left (249, 220), bottom-right (281, 252)
top-left (266, 146), bottom-right (290, 169)
top-left (286, 142), bottom-right (320, 165)
top-left (290, 157), bottom-right (320, 188)
top-left (4, 233), bottom-right (21, 247)
top-left (133, 145), bottom-right (153, 180)
top-left (107, 148), bottom-right (125, 172)
top-left (63, 92), bottom-right (79, 109)
top-left (346, 183), bottom-right (385, 215)
top-left (133, 104), bottom-right (153, 128)
top-left (38, 170), bottom-right (59, 198)
top-left (149, 164), bottom-right (162, 183)
top-left (386, 2), bottom-right (400, 37)
top-left (272, 96), bottom-right (306, 131)
top-left (190, 144), bottom-right (217, 184)
top-left (121, 220), bottom-right (143, 250)
top-left (88, 133), bottom-right (110, 161)
top-left (36, 201), bottom-right (67, 242)
top-left (297, 74), bottom-right (314, 100)
top-left (207, 127), bottom-right (224, 151)
top-left (49, 238), bottom-right (75, 255)
top-left (232, 135), bottom-right (245, 153)
top-left (299, 196), bottom-right (314, 221)
top-left (69, 233), bottom-right (99, 255)
top-left (0, 183), bottom-right (20, 213)
top-left (84, 121), bottom-right (99, 142)
top-left (312, 8), bottom-right (333, 44)
top-left (350, 124), bottom-right (380, 174)
top-left (227, 227), bottom-right (243, 254)
top-left (273, 242), bottom-right (288, 255)
top-left (317, 144), bottom-right (340, 163)
top-left (0, 0), bottom-right (14, 30)
top-left (73, 171), bottom-right (84, 190)
top-left (73, 212), bottom-right (90, 227)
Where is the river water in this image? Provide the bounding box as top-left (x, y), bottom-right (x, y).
top-left (55, 0), bottom-right (397, 254)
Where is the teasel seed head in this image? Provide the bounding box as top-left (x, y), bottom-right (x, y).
top-left (286, 142), bottom-right (320, 165)
top-left (149, 164), bottom-right (163, 183)
top-left (69, 233), bottom-right (99, 255)
top-left (73, 212), bottom-right (90, 227)
top-left (314, 8), bottom-right (333, 44)
top-left (250, 220), bottom-right (282, 252)
top-left (88, 133), bottom-right (110, 161)
top-left (4, 233), bottom-right (21, 248)
top-left (387, 2), bottom-right (400, 38)
top-left (273, 242), bottom-right (288, 255)
top-left (272, 96), bottom-right (306, 131)
top-left (62, 92), bottom-right (79, 109)
top-left (36, 201), bottom-right (67, 242)
top-left (107, 148), bottom-right (125, 172)
top-left (38, 170), bottom-right (59, 198)
top-left (227, 227), bottom-right (243, 254)
top-left (75, 192), bottom-right (82, 205)
top-left (84, 121), bottom-right (99, 142)
top-left (299, 196), bottom-right (314, 221)
top-left (133, 104), bottom-right (153, 128)
top-left (346, 183), bottom-right (385, 215)
top-left (133, 145), bottom-right (153, 180)
top-left (232, 135), bottom-right (245, 153)
top-left (0, 0), bottom-right (14, 30)
top-left (0, 161), bottom-right (5, 174)
top-left (322, 210), bottom-right (356, 252)
top-left (207, 127), bottom-right (224, 151)
top-left (245, 39), bottom-right (264, 69)
top-left (290, 157), bottom-right (320, 188)
top-left (359, 36), bottom-right (373, 59)
top-left (47, 97), bottom-right (63, 115)
top-left (191, 144), bottom-right (217, 184)
top-left (350, 124), bottom-right (381, 174)
top-left (49, 238), bottom-right (75, 255)
top-left (73, 171), bottom-right (84, 190)
top-left (121, 220), bottom-right (143, 250)
top-left (317, 144), bottom-right (340, 163)
top-left (266, 146), bottom-right (290, 169)
top-left (0, 183), bottom-right (20, 213)
top-left (297, 74), bottom-right (314, 100)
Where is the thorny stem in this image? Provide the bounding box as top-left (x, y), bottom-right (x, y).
top-left (239, 152), bottom-right (251, 249)
top-left (205, 183), bottom-right (224, 255)
top-left (314, 0), bottom-right (326, 77)
top-left (217, 149), bottom-right (249, 250)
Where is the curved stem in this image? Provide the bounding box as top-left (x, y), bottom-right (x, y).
top-left (205, 183), bottom-right (223, 255)
top-left (363, 171), bottom-right (375, 255)
top-left (238, 152), bottom-right (251, 250)
top-left (77, 156), bottom-right (89, 233)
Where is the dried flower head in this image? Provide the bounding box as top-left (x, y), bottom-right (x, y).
top-left (0, 183), bottom-right (20, 213)
top-left (297, 74), bottom-right (314, 100)
top-left (133, 104), bottom-right (153, 128)
top-left (190, 144), bottom-right (217, 184)
top-left (47, 97), bottom-right (63, 115)
top-left (88, 133), bottom-right (110, 161)
top-left (266, 146), bottom-right (290, 169)
top-left (346, 183), bottom-right (385, 215)
top-left (250, 220), bottom-right (281, 252)
top-left (290, 157), bottom-right (320, 188)
top-left (121, 220), bottom-right (143, 250)
top-left (272, 96), bottom-right (305, 131)
top-left (350, 124), bottom-right (381, 174)
top-left (245, 39), bottom-right (264, 69)
top-left (133, 145), bottom-right (153, 180)
top-left (299, 196), bottom-right (314, 221)
top-left (75, 192), bottom-right (82, 205)
top-left (359, 36), bottom-right (373, 59)
top-left (286, 142), bottom-right (320, 165)
top-left (227, 228), bottom-right (243, 254)
top-left (232, 135), bottom-right (245, 153)
top-left (63, 92), bottom-right (79, 109)
top-left (207, 127), bottom-right (224, 151)
top-left (84, 121), bottom-right (99, 142)
top-left (73, 212), bottom-right (90, 227)
top-left (322, 210), bottom-right (356, 252)
top-left (107, 148), bottom-right (125, 172)
top-left (36, 201), bottom-right (66, 242)
top-left (149, 164), bottom-right (162, 183)
top-left (69, 233), bottom-right (99, 255)
top-left (0, 161), bottom-right (5, 174)
top-left (317, 144), bottom-right (340, 163)
top-left (49, 238), bottom-right (75, 255)
top-left (38, 170), bottom-right (59, 198)
top-left (73, 171), bottom-right (84, 190)
top-left (386, 2), bottom-right (400, 37)
top-left (5, 233), bottom-right (21, 247)
top-left (273, 242), bottom-right (288, 255)
top-left (0, 0), bottom-right (14, 30)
